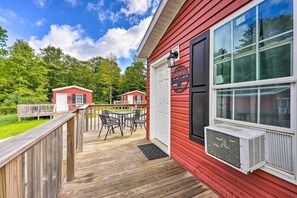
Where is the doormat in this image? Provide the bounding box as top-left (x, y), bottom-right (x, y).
top-left (137, 143), bottom-right (168, 160)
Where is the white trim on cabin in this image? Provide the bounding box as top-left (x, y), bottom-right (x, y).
top-left (52, 85), bottom-right (93, 93)
top-left (121, 90), bottom-right (146, 96)
top-left (149, 53), bottom-right (171, 156)
top-left (137, 0), bottom-right (186, 58)
top-left (209, 0), bottom-right (297, 185)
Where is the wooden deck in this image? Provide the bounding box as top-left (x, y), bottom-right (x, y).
top-left (58, 128), bottom-right (217, 198)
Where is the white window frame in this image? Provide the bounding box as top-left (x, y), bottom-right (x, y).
top-left (76, 94), bottom-right (83, 104)
top-left (209, 0), bottom-right (297, 184)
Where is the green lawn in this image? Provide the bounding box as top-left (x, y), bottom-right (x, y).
top-left (0, 114), bottom-right (49, 140)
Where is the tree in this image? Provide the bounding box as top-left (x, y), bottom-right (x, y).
top-left (120, 57), bottom-right (146, 94)
top-left (3, 40), bottom-right (48, 105)
top-left (0, 26), bottom-right (8, 56)
top-left (99, 54), bottom-right (121, 104)
top-left (40, 46), bottom-right (67, 101)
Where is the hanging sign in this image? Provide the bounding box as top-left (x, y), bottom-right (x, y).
top-left (171, 65), bottom-right (190, 93)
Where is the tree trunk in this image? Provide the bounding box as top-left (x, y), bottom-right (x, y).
top-left (109, 84), bottom-right (112, 104)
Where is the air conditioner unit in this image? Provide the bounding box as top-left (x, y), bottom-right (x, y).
top-left (205, 124), bottom-right (267, 174)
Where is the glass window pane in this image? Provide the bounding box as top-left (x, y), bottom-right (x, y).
top-left (76, 94), bottom-right (83, 104)
top-left (214, 22), bottom-right (231, 57)
top-left (233, 54), bottom-right (256, 83)
top-left (233, 7), bottom-right (256, 50)
top-left (234, 89), bottom-right (258, 123)
top-left (217, 91), bottom-right (233, 119)
top-left (260, 85), bottom-right (290, 128)
top-left (215, 61), bottom-right (231, 85)
top-left (260, 44), bottom-right (292, 79)
top-left (259, 0), bottom-right (293, 41)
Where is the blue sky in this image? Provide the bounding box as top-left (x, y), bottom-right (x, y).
top-left (0, 0), bottom-right (160, 71)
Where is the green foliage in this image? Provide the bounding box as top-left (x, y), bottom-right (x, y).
top-left (2, 40), bottom-right (48, 105)
top-left (0, 106), bottom-right (17, 115)
top-left (0, 26), bottom-right (8, 56)
top-left (0, 26), bottom-right (147, 109)
top-left (119, 56), bottom-right (146, 96)
top-left (0, 114), bottom-right (49, 139)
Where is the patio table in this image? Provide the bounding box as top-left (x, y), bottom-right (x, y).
top-left (110, 111), bottom-right (133, 128)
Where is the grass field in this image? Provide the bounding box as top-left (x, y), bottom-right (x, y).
top-left (0, 114), bottom-right (49, 140)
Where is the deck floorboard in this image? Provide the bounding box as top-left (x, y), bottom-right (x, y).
top-left (58, 128), bottom-right (218, 198)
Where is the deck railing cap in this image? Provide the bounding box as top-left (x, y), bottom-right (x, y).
top-left (0, 113), bottom-right (75, 168)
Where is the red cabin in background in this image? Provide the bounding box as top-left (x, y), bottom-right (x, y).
top-left (116, 90), bottom-right (146, 104)
top-left (138, 0), bottom-right (297, 197)
top-left (52, 85), bottom-right (93, 112)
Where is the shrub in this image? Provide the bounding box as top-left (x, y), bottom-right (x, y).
top-left (0, 106), bottom-right (17, 115)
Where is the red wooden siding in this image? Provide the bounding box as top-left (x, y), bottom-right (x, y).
top-left (146, 0), bottom-right (297, 197)
top-left (53, 88), bottom-right (92, 111)
top-left (121, 91), bottom-right (146, 102)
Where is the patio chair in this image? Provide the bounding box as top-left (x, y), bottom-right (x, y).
top-left (125, 110), bottom-right (141, 130)
top-left (132, 113), bottom-right (146, 133)
top-left (98, 114), bottom-right (122, 140)
top-left (125, 110), bottom-right (146, 134)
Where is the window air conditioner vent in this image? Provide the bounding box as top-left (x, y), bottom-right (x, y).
top-left (205, 124), bottom-right (267, 174)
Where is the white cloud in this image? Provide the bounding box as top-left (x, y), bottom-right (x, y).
top-left (35, 18), bottom-right (45, 26)
top-left (87, 1), bottom-right (120, 23)
top-left (0, 8), bottom-right (25, 25)
top-left (151, 0), bottom-right (160, 14)
top-left (120, 0), bottom-right (151, 16)
top-left (29, 16), bottom-right (152, 61)
top-left (64, 0), bottom-right (78, 7)
top-left (33, 0), bottom-right (47, 8)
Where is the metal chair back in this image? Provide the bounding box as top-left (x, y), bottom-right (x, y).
top-left (134, 110), bottom-right (141, 120)
top-left (99, 114), bottom-right (110, 125)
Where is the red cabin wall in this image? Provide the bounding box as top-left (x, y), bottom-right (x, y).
top-left (146, 0), bottom-right (297, 197)
top-left (121, 91), bottom-right (146, 102)
top-left (53, 88), bottom-right (92, 111)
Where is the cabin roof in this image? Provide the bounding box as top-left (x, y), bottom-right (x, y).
top-left (52, 85), bottom-right (93, 93)
top-left (137, 0), bottom-right (186, 58)
top-left (121, 90), bottom-right (146, 96)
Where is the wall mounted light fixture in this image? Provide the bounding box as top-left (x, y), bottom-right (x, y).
top-left (167, 50), bottom-right (179, 68)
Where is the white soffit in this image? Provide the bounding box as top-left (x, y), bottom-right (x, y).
top-left (137, 0), bottom-right (186, 58)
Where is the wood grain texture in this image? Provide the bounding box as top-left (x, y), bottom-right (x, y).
top-left (0, 113), bottom-right (75, 168)
top-left (67, 118), bottom-right (75, 181)
top-left (5, 156), bottom-right (22, 198)
top-left (58, 128), bottom-right (217, 198)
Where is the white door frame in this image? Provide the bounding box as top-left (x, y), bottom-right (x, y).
top-left (127, 95), bottom-right (134, 104)
top-left (56, 93), bottom-right (68, 112)
top-left (149, 53), bottom-right (171, 156)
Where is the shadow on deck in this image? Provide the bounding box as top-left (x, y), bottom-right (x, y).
top-left (58, 128), bottom-right (217, 198)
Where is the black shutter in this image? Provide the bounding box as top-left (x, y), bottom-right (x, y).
top-left (72, 94), bottom-right (76, 104)
top-left (83, 94), bottom-right (86, 104)
top-left (189, 30), bottom-right (210, 145)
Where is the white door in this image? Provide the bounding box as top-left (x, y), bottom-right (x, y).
top-left (56, 94), bottom-right (68, 112)
top-left (128, 95), bottom-right (133, 104)
top-left (155, 64), bottom-right (170, 146)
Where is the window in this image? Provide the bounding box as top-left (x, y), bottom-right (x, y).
top-left (213, 0), bottom-right (294, 128)
top-left (76, 94), bottom-right (83, 104)
top-left (211, 0), bottom-right (296, 182)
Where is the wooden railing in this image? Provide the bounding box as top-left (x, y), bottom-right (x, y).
top-left (83, 104), bottom-right (147, 131)
top-left (0, 113), bottom-right (76, 198)
top-left (17, 104), bottom-right (56, 121)
top-left (0, 103), bottom-right (147, 197)
top-left (113, 100), bottom-right (147, 105)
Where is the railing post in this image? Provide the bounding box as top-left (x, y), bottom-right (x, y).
top-left (76, 105), bottom-right (87, 153)
top-left (67, 117), bottom-right (75, 181)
